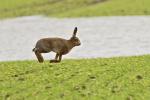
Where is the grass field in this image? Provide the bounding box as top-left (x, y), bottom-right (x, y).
top-left (0, 0), bottom-right (150, 19)
top-left (0, 55), bottom-right (150, 100)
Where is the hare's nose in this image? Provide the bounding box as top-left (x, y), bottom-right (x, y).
top-left (78, 42), bottom-right (81, 45)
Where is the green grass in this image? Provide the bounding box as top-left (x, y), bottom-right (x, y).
top-left (0, 55), bottom-right (150, 100)
top-left (0, 0), bottom-right (150, 19)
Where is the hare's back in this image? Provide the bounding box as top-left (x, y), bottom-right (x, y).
top-left (36, 38), bottom-right (68, 53)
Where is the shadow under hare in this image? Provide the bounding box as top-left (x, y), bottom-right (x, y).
top-left (33, 27), bottom-right (81, 63)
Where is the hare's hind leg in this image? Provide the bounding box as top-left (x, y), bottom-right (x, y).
top-left (35, 51), bottom-right (44, 63)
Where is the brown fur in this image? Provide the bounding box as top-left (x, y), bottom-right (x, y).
top-left (33, 27), bottom-right (81, 63)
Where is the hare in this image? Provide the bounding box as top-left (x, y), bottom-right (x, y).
top-left (32, 27), bottom-right (81, 63)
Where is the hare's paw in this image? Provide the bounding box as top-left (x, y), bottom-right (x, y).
top-left (50, 60), bottom-right (56, 63)
top-left (50, 60), bottom-right (60, 63)
top-left (39, 60), bottom-right (44, 63)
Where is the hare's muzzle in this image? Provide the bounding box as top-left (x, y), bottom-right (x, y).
top-left (77, 42), bottom-right (81, 46)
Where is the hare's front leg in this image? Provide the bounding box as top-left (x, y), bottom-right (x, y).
top-left (50, 54), bottom-right (62, 63)
top-left (58, 54), bottom-right (62, 62)
top-left (50, 54), bottom-right (59, 63)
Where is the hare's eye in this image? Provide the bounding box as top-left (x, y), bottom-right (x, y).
top-left (75, 39), bottom-right (79, 41)
top-left (74, 37), bottom-right (79, 40)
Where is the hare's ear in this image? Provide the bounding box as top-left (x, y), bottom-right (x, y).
top-left (72, 27), bottom-right (77, 37)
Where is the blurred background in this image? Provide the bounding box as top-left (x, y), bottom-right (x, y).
top-left (0, 0), bottom-right (150, 61)
top-left (0, 0), bottom-right (149, 18)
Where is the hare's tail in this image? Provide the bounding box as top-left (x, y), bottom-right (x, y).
top-left (32, 48), bottom-right (38, 52)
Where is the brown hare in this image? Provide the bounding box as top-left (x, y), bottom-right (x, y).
top-left (32, 27), bottom-right (81, 63)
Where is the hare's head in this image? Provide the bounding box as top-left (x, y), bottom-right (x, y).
top-left (69, 27), bottom-right (81, 46)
